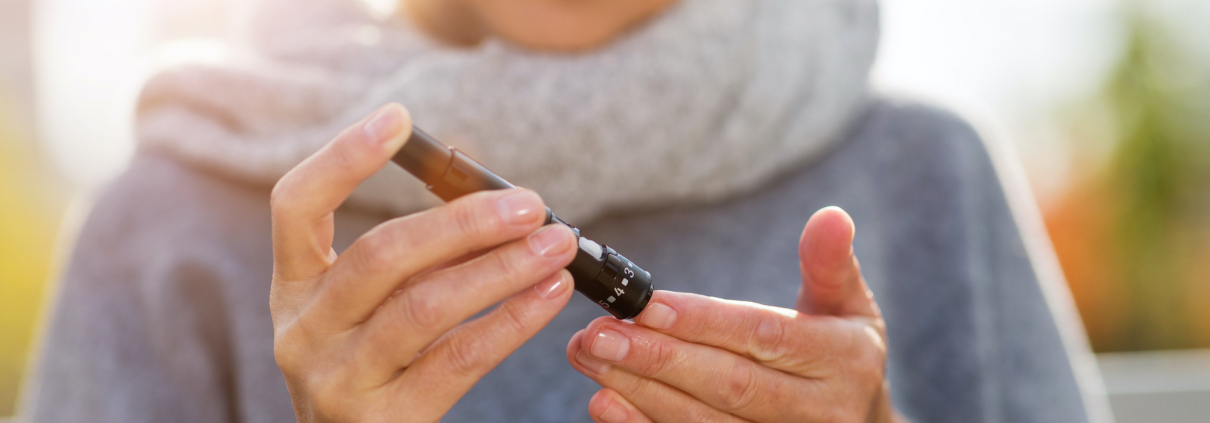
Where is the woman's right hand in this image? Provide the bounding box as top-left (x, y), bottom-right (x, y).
top-left (269, 103), bottom-right (579, 422)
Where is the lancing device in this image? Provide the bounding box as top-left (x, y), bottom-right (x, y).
top-left (391, 127), bottom-right (654, 320)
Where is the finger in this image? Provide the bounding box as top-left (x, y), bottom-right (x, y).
top-left (566, 330), bottom-right (749, 423)
top-left (353, 224), bottom-right (577, 371)
top-left (314, 188), bottom-right (552, 327)
top-left (415, 246), bottom-right (493, 278)
top-left (633, 291), bottom-right (860, 376)
top-left (588, 389), bottom-right (655, 423)
top-left (391, 270), bottom-right (575, 421)
top-left (271, 103), bottom-right (412, 281)
top-left (797, 206), bottom-right (880, 318)
top-left (573, 318), bottom-right (815, 422)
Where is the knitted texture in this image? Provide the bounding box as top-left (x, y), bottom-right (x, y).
top-left (135, 0), bottom-right (879, 222)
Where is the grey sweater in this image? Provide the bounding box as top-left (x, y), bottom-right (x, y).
top-left (25, 98), bottom-right (1109, 422)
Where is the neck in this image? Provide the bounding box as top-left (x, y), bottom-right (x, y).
top-left (400, 0), bottom-right (486, 46)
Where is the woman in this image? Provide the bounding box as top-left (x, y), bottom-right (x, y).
top-left (26, 0), bottom-right (1108, 421)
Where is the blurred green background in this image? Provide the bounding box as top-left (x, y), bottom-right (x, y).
top-left (1, 0), bottom-right (1208, 419)
top-left (1046, 5), bottom-right (1210, 352)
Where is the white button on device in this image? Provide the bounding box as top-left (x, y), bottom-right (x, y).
top-left (579, 236), bottom-right (604, 259)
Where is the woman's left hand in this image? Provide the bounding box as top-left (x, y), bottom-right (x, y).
top-left (566, 207), bottom-right (906, 423)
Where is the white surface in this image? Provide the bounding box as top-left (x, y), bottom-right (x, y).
top-left (1100, 349), bottom-right (1210, 395)
top-left (1099, 350), bottom-right (1210, 423)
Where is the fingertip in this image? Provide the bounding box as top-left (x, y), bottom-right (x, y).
top-left (534, 269), bottom-right (574, 300)
top-left (589, 389), bottom-right (635, 423)
top-left (589, 389), bottom-right (611, 409)
top-left (363, 103), bottom-right (414, 152)
top-left (541, 223), bottom-right (581, 265)
top-left (636, 301), bottom-right (676, 331)
top-left (568, 329), bottom-right (587, 354)
top-left (556, 269), bottom-right (575, 298)
top-left (388, 102), bottom-right (413, 128)
top-left (568, 330), bottom-right (613, 375)
top-left (583, 316), bottom-right (622, 340)
top-left (798, 206), bottom-right (878, 316)
top-left (391, 102), bottom-right (414, 148)
top-left (801, 206), bottom-right (856, 265)
top-left (527, 223), bottom-right (578, 260)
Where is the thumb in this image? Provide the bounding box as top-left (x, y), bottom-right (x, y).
top-left (796, 206), bottom-right (880, 318)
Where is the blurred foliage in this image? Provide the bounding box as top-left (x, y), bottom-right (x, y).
top-left (1047, 5), bottom-right (1210, 352)
top-left (0, 93), bottom-right (59, 415)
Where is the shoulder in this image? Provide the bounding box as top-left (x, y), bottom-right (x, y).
top-left (831, 97), bottom-right (1013, 220)
top-left (852, 97), bottom-right (996, 182)
top-left (64, 151), bottom-right (274, 293)
top-left (92, 151), bottom-right (272, 239)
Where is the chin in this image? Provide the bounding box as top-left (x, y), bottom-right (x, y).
top-left (474, 0), bottom-right (679, 52)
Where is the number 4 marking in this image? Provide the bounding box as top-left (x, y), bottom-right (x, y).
top-left (614, 287), bottom-right (625, 296)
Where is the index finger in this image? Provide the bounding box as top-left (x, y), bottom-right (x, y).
top-left (270, 103), bottom-right (412, 281)
top-left (632, 291), bottom-right (870, 376)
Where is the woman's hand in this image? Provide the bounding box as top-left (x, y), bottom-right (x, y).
top-left (567, 207), bottom-right (907, 423)
top-left (270, 103), bottom-right (579, 422)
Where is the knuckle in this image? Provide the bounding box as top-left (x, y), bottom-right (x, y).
top-left (307, 374), bottom-right (351, 418)
top-left (328, 134), bottom-right (365, 171)
top-left (489, 246), bottom-right (527, 281)
top-left (496, 299), bottom-right (533, 336)
top-left (269, 180), bottom-right (299, 220)
top-left (641, 338), bottom-right (680, 377)
top-left (396, 286), bottom-right (442, 329)
top-left (271, 322), bottom-right (309, 374)
top-left (720, 359), bottom-right (761, 412)
top-left (688, 407), bottom-right (731, 423)
top-left (272, 336), bottom-right (300, 372)
top-left (442, 335), bottom-right (489, 377)
top-left (848, 328), bottom-right (887, 383)
top-left (856, 353), bottom-right (887, 389)
top-left (620, 371), bottom-right (655, 399)
top-left (749, 314), bottom-right (789, 362)
top-left (447, 197), bottom-right (494, 239)
top-left (354, 228), bottom-right (402, 274)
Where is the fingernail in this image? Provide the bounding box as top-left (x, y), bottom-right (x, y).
top-left (534, 273), bottom-right (566, 300)
top-left (497, 190), bottom-right (541, 225)
top-left (590, 329), bottom-right (630, 362)
top-left (639, 303), bottom-right (676, 330)
top-left (364, 106), bottom-right (403, 146)
top-left (576, 351), bottom-right (612, 375)
top-left (528, 226), bottom-right (570, 257)
top-left (598, 398), bottom-right (629, 423)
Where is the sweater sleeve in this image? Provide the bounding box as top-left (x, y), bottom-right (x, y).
top-left (23, 154), bottom-right (252, 423)
top-left (858, 100), bottom-right (1111, 423)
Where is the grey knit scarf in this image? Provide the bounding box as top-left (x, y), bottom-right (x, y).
top-left (135, 0), bottom-right (880, 222)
